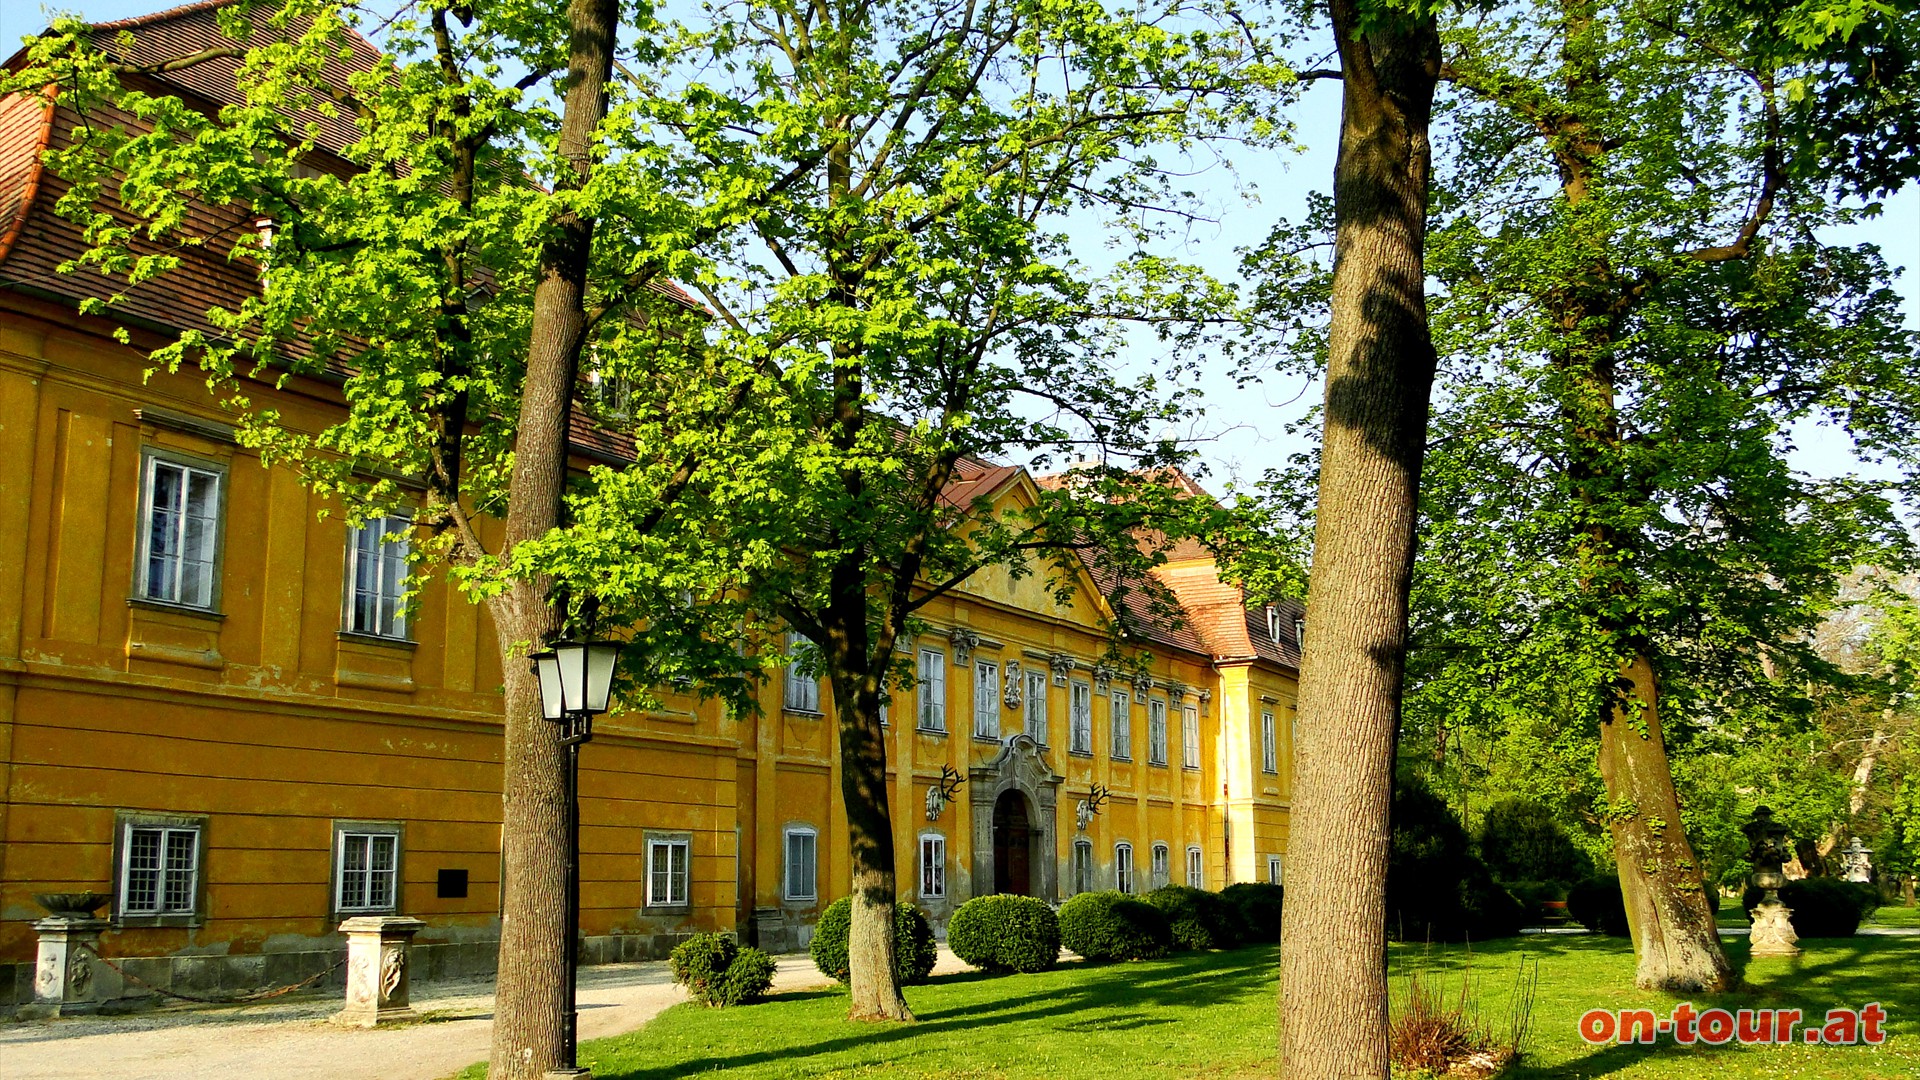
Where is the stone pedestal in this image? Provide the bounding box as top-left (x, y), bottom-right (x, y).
top-left (20, 916), bottom-right (111, 1019)
top-left (1749, 899), bottom-right (1801, 957)
top-left (334, 916), bottom-right (426, 1027)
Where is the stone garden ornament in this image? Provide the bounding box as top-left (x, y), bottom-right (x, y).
top-left (1742, 806), bottom-right (1801, 958)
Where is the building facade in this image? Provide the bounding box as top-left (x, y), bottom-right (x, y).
top-left (0, 1), bottom-right (1299, 1009)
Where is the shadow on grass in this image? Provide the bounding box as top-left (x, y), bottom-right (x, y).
top-left (589, 948), bottom-right (1277, 1080)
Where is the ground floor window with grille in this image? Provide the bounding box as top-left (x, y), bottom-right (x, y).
top-left (1072, 839), bottom-right (1094, 894)
top-left (1186, 845), bottom-right (1203, 887)
top-left (647, 837), bottom-right (691, 908)
top-left (1150, 842), bottom-right (1170, 889)
top-left (335, 826), bottom-right (401, 914)
top-left (785, 826), bottom-right (818, 900)
top-left (120, 821), bottom-right (201, 918)
top-left (1114, 842), bottom-right (1135, 893)
top-left (1268, 854), bottom-right (1284, 885)
top-left (919, 834), bottom-right (946, 899)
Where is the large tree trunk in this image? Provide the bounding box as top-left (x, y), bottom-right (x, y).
top-left (1278, 5), bottom-right (1439, 1078)
top-left (487, 0), bottom-right (619, 1075)
top-left (1598, 657), bottom-right (1734, 991)
top-left (831, 664), bottom-right (912, 1021)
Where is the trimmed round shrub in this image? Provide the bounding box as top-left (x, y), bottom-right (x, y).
top-left (1220, 882), bottom-right (1284, 946)
top-left (809, 897), bottom-right (938, 984)
top-left (715, 946), bottom-right (777, 1005)
top-left (1388, 780), bottom-right (1526, 941)
top-left (1567, 876), bottom-right (1631, 937)
top-left (947, 894), bottom-right (1062, 973)
top-left (1145, 885), bottom-right (1234, 951)
top-left (670, 933), bottom-right (771, 1006)
top-left (1058, 891), bottom-right (1172, 961)
top-left (1742, 878), bottom-right (1870, 938)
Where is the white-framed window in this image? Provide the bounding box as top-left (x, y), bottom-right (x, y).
top-left (647, 836), bottom-right (691, 907)
top-left (334, 826), bottom-right (400, 914)
top-left (784, 632), bottom-right (820, 713)
top-left (1186, 845), bottom-right (1203, 888)
top-left (344, 515), bottom-right (410, 638)
top-left (1025, 668), bottom-right (1049, 744)
top-left (1114, 841), bottom-right (1135, 894)
top-left (1072, 838), bottom-right (1094, 895)
top-left (1181, 705), bottom-right (1201, 769)
top-left (1110, 690), bottom-right (1132, 760)
top-left (919, 833), bottom-right (946, 899)
top-left (139, 455), bottom-right (221, 609)
top-left (1268, 854), bottom-right (1284, 885)
top-left (1147, 698), bottom-right (1168, 765)
top-left (1261, 711), bottom-right (1279, 774)
top-left (1150, 842), bottom-right (1170, 889)
top-left (974, 659), bottom-right (1000, 739)
top-left (917, 647), bottom-right (947, 732)
top-left (1069, 680), bottom-right (1093, 754)
top-left (784, 825), bottom-right (817, 901)
top-left (1295, 617), bottom-right (1307, 649)
top-left (120, 822), bottom-right (201, 917)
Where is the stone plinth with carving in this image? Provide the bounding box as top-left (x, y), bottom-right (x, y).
top-left (20, 915), bottom-right (111, 1019)
top-left (334, 916), bottom-right (426, 1027)
top-left (1749, 896), bottom-right (1801, 957)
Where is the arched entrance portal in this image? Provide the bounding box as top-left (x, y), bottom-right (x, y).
top-left (993, 791), bottom-right (1032, 895)
top-left (968, 733), bottom-right (1063, 902)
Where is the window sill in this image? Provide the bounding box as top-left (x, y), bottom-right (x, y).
top-left (784, 708), bottom-right (825, 719)
top-left (334, 908), bottom-right (400, 922)
top-left (1068, 748), bottom-right (1093, 758)
top-left (1111, 756), bottom-right (1133, 763)
top-left (915, 727), bottom-right (948, 737)
top-left (337, 630), bottom-right (417, 651)
top-left (642, 904), bottom-right (692, 917)
top-left (127, 597), bottom-right (225, 621)
top-left (1148, 760), bottom-right (1167, 768)
top-left (973, 734), bottom-right (1003, 744)
top-left (114, 913), bottom-right (203, 930)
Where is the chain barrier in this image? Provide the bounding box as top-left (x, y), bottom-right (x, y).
top-left (77, 942), bottom-right (347, 1005)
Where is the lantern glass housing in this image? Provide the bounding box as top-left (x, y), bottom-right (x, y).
top-left (548, 640), bottom-right (619, 715)
top-left (531, 651), bottom-right (565, 721)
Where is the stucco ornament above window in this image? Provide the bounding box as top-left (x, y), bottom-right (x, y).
top-left (1075, 783), bottom-right (1110, 832)
top-left (1003, 661), bottom-right (1022, 710)
top-left (1049, 653), bottom-right (1076, 686)
top-left (949, 628), bottom-right (979, 666)
top-left (1092, 664), bottom-right (1116, 693)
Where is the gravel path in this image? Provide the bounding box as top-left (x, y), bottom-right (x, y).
top-left (1, 948), bottom-right (969, 1080)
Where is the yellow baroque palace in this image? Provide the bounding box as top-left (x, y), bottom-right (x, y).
top-left (0, 1), bottom-right (1298, 1006)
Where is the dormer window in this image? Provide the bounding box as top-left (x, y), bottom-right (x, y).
top-left (1266, 605), bottom-right (1281, 642)
top-left (1295, 617), bottom-right (1307, 649)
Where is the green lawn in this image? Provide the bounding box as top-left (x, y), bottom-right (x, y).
top-left (1866, 904), bottom-right (1920, 929)
top-left (459, 934), bottom-right (1917, 1080)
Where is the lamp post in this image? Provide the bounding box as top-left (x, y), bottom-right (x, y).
top-left (530, 639), bottom-right (619, 1078)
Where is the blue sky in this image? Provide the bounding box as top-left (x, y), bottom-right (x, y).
top-left (7, 0), bottom-right (1916, 495)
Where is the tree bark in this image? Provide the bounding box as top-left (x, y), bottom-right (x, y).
top-left (1598, 657), bottom-right (1734, 991)
top-left (830, 660), bottom-right (912, 1021)
top-left (487, 0), bottom-right (619, 1074)
top-left (1278, 4), bottom-right (1439, 1078)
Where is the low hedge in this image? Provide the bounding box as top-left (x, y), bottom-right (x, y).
top-left (947, 894), bottom-right (1061, 973)
top-left (1219, 882), bottom-right (1284, 945)
top-left (1743, 878), bottom-right (1873, 938)
top-left (1058, 890), bottom-right (1172, 961)
top-left (669, 933), bottom-right (775, 1006)
top-left (809, 897), bottom-right (938, 984)
top-left (1145, 885), bottom-right (1235, 951)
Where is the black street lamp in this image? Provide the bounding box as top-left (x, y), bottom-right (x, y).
top-left (529, 639), bottom-right (619, 1077)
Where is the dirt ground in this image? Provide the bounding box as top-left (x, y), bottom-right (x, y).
top-left (0, 948), bottom-right (967, 1080)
